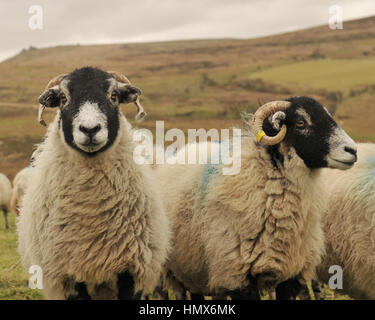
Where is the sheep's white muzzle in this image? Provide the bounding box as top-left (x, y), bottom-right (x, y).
top-left (72, 102), bottom-right (108, 153)
top-left (326, 127), bottom-right (357, 170)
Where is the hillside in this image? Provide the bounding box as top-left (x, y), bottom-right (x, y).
top-left (0, 16), bottom-right (375, 179)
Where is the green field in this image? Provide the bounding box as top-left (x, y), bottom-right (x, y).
top-left (0, 214), bottom-right (43, 299)
top-left (0, 15), bottom-right (374, 300)
top-left (249, 58), bottom-right (375, 92)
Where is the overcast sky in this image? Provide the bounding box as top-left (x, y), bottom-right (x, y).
top-left (0, 0), bottom-right (374, 62)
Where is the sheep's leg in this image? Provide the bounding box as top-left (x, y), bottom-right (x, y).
top-left (3, 208), bottom-right (9, 229)
top-left (229, 276), bottom-right (260, 300)
top-left (117, 271), bottom-right (141, 300)
top-left (190, 292), bottom-right (205, 300)
top-left (297, 283), bottom-right (312, 300)
top-left (268, 290), bottom-right (277, 300)
top-left (164, 270), bottom-right (188, 300)
top-left (151, 286), bottom-right (169, 300)
top-left (176, 288), bottom-right (187, 300)
top-left (212, 295), bottom-right (228, 300)
top-left (275, 278), bottom-right (303, 300)
top-left (67, 282), bottom-right (91, 300)
top-left (311, 280), bottom-right (325, 300)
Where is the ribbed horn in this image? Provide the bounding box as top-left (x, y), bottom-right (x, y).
top-left (107, 70), bottom-right (131, 85)
top-left (107, 70), bottom-right (146, 121)
top-left (252, 100), bottom-right (291, 145)
top-left (38, 73), bottom-right (67, 126)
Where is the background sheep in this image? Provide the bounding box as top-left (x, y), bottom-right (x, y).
top-left (156, 97), bottom-right (357, 300)
top-left (10, 146), bottom-right (42, 215)
top-left (18, 67), bottom-right (170, 300)
top-left (316, 143), bottom-right (375, 300)
top-left (0, 173), bottom-right (12, 229)
top-left (10, 167), bottom-right (32, 215)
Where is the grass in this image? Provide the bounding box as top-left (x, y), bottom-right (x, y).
top-left (248, 58), bottom-right (375, 92)
top-left (0, 213), bottom-right (44, 299)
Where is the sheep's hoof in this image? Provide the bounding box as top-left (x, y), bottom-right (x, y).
top-left (67, 282), bottom-right (91, 300)
top-left (275, 278), bottom-right (303, 300)
top-left (117, 271), bottom-right (141, 300)
top-left (228, 276), bottom-right (260, 300)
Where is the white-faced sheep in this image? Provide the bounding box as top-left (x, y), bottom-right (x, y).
top-left (10, 167), bottom-right (33, 215)
top-left (0, 173), bottom-right (12, 229)
top-left (18, 67), bottom-right (170, 300)
top-left (156, 97), bottom-right (358, 300)
top-left (316, 142), bottom-right (375, 300)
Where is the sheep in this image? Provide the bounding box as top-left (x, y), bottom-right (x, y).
top-left (17, 67), bottom-right (170, 300)
top-left (0, 173), bottom-right (12, 229)
top-left (10, 147), bottom-right (42, 215)
top-left (316, 142), bottom-right (375, 300)
top-left (10, 167), bottom-right (33, 215)
top-left (156, 96), bottom-right (358, 300)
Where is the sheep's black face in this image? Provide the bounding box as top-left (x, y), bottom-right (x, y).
top-left (263, 96), bottom-right (357, 169)
top-left (38, 67), bottom-right (141, 156)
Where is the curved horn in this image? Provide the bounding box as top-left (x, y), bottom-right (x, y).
top-left (107, 70), bottom-right (146, 121)
top-left (38, 73), bottom-right (67, 126)
top-left (107, 70), bottom-right (131, 84)
top-left (252, 100), bottom-right (291, 145)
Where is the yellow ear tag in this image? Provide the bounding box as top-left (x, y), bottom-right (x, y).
top-left (256, 130), bottom-right (266, 142)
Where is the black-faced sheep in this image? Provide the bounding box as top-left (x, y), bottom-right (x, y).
top-left (156, 97), bottom-right (357, 300)
top-left (316, 143), bottom-right (375, 299)
top-left (18, 67), bottom-right (170, 300)
top-left (0, 173), bottom-right (12, 229)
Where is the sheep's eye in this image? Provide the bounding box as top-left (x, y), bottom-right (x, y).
top-left (111, 92), bottom-right (118, 102)
top-left (60, 94), bottom-right (67, 104)
top-left (296, 120), bottom-right (306, 128)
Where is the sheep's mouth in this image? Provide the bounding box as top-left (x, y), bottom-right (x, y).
top-left (77, 141), bottom-right (105, 153)
top-left (335, 160), bottom-right (355, 165)
top-left (82, 142), bottom-right (100, 147)
top-left (329, 158), bottom-right (356, 169)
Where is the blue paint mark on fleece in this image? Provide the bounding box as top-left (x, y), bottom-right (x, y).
top-left (369, 155), bottom-right (375, 166)
top-left (368, 155), bottom-right (375, 178)
top-left (197, 141), bottom-right (222, 192)
top-left (198, 163), bottom-right (219, 192)
top-left (197, 140), bottom-right (235, 193)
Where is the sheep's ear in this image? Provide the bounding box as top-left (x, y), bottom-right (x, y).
top-left (38, 89), bottom-right (60, 108)
top-left (263, 111), bottom-right (286, 136)
top-left (270, 111), bottom-right (286, 131)
top-left (118, 85), bottom-right (142, 104)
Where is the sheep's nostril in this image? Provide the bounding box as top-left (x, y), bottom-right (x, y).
top-left (345, 146), bottom-right (357, 156)
top-left (91, 125), bottom-right (101, 134)
top-left (345, 146), bottom-right (357, 161)
top-left (79, 125), bottom-right (87, 133)
top-left (79, 124), bottom-right (101, 136)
